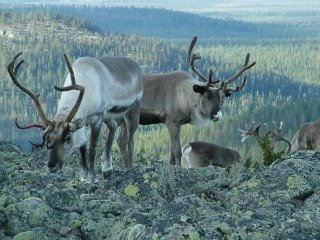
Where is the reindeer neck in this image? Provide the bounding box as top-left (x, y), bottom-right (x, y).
top-left (53, 112), bottom-right (69, 123)
top-left (56, 93), bottom-right (83, 122)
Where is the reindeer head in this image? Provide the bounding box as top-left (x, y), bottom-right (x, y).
top-left (187, 36), bottom-right (255, 121)
top-left (239, 121), bottom-right (292, 166)
top-left (7, 52), bottom-right (85, 172)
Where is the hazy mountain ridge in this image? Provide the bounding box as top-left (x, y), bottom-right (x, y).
top-left (0, 4), bottom-right (314, 39)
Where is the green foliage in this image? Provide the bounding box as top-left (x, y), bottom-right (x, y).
top-left (257, 134), bottom-right (286, 166)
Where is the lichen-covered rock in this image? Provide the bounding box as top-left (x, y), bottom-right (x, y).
top-left (5, 197), bottom-right (54, 236)
top-left (0, 165), bottom-right (7, 189)
top-left (12, 229), bottom-right (49, 240)
top-left (0, 206), bottom-right (8, 228)
top-left (0, 141), bottom-right (319, 239)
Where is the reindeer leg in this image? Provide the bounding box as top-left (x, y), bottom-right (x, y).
top-left (101, 120), bottom-right (117, 179)
top-left (117, 102), bottom-right (140, 169)
top-left (87, 119), bottom-right (102, 183)
top-left (79, 144), bottom-right (88, 181)
top-left (166, 120), bottom-right (182, 166)
top-left (169, 151), bottom-right (175, 165)
top-left (118, 121), bottom-right (129, 168)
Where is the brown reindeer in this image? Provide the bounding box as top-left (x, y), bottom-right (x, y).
top-left (7, 52), bottom-right (143, 183)
top-left (139, 36), bottom-right (256, 166)
top-left (181, 141), bottom-right (242, 168)
top-left (289, 118), bottom-right (320, 153)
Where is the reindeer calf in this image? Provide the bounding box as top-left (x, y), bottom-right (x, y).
top-left (181, 141), bottom-right (242, 168)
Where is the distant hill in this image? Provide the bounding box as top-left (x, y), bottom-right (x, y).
top-left (1, 4), bottom-right (310, 39)
top-left (52, 6), bottom-right (313, 39)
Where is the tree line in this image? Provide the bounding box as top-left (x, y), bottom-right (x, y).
top-left (0, 6), bottom-right (319, 165)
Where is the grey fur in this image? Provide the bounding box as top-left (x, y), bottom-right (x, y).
top-left (182, 141), bottom-right (242, 168)
top-left (46, 56), bottom-right (143, 183)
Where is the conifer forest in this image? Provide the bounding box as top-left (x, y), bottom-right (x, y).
top-left (0, 1), bottom-right (320, 165)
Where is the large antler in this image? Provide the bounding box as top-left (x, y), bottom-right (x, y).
top-left (264, 121), bottom-right (292, 154)
top-left (54, 54), bottom-right (85, 123)
top-left (187, 36), bottom-right (221, 91)
top-left (239, 121), bottom-right (291, 166)
top-left (226, 53), bottom-right (256, 85)
top-left (187, 36), bottom-right (256, 95)
top-left (7, 52), bottom-right (52, 127)
top-left (239, 121), bottom-right (291, 147)
top-left (239, 121), bottom-right (262, 143)
top-left (15, 117), bottom-right (45, 130)
top-left (221, 53), bottom-right (256, 95)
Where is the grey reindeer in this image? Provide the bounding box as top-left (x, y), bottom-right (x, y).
top-left (8, 52), bottom-right (143, 183)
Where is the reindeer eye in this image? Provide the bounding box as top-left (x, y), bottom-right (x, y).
top-left (65, 135), bottom-right (72, 143)
top-left (225, 91), bottom-right (232, 97)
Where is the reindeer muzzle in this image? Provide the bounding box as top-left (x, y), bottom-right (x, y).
top-left (212, 111), bottom-right (222, 121)
top-left (47, 158), bottom-right (63, 173)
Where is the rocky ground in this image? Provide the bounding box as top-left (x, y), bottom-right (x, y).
top-left (0, 140), bottom-right (319, 240)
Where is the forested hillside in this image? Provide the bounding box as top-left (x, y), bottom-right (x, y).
top-left (0, 4), bottom-right (319, 165)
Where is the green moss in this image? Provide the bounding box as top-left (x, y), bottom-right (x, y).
top-left (29, 207), bottom-right (50, 226)
top-left (287, 175), bottom-right (306, 189)
top-left (251, 231), bottom-right (267, 240)
top-left (151, 233), bottom-right (159, 240)
top-left (124, 184), bottom-right (139, 198)
top-left (150, 181), bottom-right (159, 190)
top-left (65, 179), bottom-right (78, 189)
top-left (245, 178), bottom-right (261, 189)
top-left (22, 192), bottom-right (31, 199)
top-left (13, 231), bottom-right (36, 240)
top-left (13, 230), bottom-right (48, 240)
top-left (241, 210), bottom-right (254, 219)
top-left (70, 219), bottom-right (83, 229)
top-left (187, 231), bottom-right (200, 240)
top-left (286, 174), bottom-right (314, 199)
top-left (5, 197), bottom-right (54, 235)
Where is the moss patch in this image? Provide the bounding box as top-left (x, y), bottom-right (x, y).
top-left (124, 184), bottom-right (140, 198)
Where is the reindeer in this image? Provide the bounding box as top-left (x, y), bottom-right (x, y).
top-left (7, 52), bottom-right (143, 183)
top-left (181, 141), bottom-right (242, 168)
top-left (289, 118), bottom-right (320, 153)
top-left (239, 121), bottom-right (292, 166)
top-left (139, 36), bottom-right (256, 166)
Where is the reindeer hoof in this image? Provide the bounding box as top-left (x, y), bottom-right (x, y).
top-left (82, 173), bottom-right (98, 183)
top-left (79, 170), bottom-right (88, 182)
top-left (102, 170), bottom-right (112, 179)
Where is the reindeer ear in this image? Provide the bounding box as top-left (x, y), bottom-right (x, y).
top-left (193, 84), bottom-right (206, 94)
top-left (68, 118), bottom-right (85, 132)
